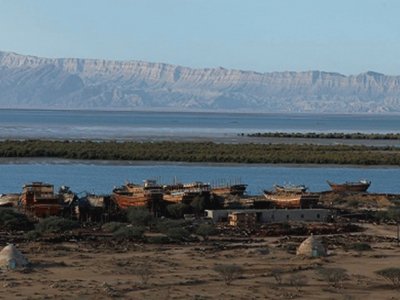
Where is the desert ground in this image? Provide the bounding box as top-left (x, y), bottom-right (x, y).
top-left (1, 222), bottom-right (400, 300)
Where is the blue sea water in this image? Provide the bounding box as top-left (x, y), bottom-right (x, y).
top-left (0, 161), bottom-right (399, 195)
top-left (0, 109), bottom-right (399, 195)
top-left (0, 109), bottom-right (399, 140)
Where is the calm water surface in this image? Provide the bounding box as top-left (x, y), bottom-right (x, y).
top-left (0, 109), bottom-right (399, 140)
top-left (0, 161), bottom-right (398, 195)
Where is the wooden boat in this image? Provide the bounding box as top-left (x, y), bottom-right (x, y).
top-left (86, 194), bottom-right (107, 208)
top-left (274, 184), bottom-right (308, 193)
top-left (212, 184), bottom-right (247, 196)
top-left (77, 193), bottom-right (112, 222)
top-left (263, 190), bottom-right (319, 209)
top-left (0, 193), bottom-right (20, 207)
top-left (19, 182), bottom-right (65, 218)
top-left (163, 181), bottom-right (211, 204)
top-left (112, 180), bottom-right (163, 210)
top-left (327, 180), bottom-right (371, 192)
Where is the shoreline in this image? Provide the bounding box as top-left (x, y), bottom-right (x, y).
top-left (2, 107), bottom-right (400, 116)
top-left (1, 135), bottom-right (399, 147)
top-left (1, 157), bottom-right (399, 169)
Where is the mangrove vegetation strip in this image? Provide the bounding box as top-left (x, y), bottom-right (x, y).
top-left (0, 140), bottom-right (400, 165)
top-left (246, 132), bottom-right (400, 140)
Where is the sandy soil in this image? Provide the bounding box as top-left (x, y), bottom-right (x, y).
top-left (1, 223), bottom-right (400, 299)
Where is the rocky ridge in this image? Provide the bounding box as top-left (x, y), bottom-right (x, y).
top-left (0, 51), bottom-right (399, 112)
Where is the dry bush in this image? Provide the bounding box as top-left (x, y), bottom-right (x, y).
top-left (288, 273), bottom-right (308, 290)
top-left (316, 267), bottom-right (348, 288)
top-left (375, 267), bottom-right (400, 288)
top-left (271, 268), bottom-right (283, 284)
top-left (213, 264), bottom-right (243, 285)
top-left (133, 262), bottom-right (154, 285)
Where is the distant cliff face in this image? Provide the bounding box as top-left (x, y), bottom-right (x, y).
top-left (0, 51), bottom-right (399, 112)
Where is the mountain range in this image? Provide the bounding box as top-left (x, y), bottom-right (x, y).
top-left (0, 51), bottom-right (399, 113)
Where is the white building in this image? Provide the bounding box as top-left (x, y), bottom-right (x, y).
top-left (204, 208), bottom-right (333, 223)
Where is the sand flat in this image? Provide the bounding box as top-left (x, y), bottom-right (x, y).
top-left (0, 224), bottom-right (399, 299)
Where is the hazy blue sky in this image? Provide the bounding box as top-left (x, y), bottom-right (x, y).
top-left (0, 0), bottom-right (399, 74)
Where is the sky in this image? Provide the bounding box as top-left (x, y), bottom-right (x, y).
top-left (0, 0), bottom-right (399, 75)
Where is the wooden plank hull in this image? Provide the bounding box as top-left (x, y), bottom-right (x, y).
top-left (20, 182), bottom-right (66, 218)
top-left (163, 192), bottom-right (185, 204)
top-left (31, 204), bottom-right (63, 218)
top-left (263, 191), bottom-right (319, 209)
top-left (163, 191), bottom-right (211, 204)
top-left (112, 190), bottom-right (163, 209)
top-left (163, 181), bottom-right (211, 204)
top-left (212, 184), bottom-right (247, 196)
top-left (327, 181), bottom-right (370, 192)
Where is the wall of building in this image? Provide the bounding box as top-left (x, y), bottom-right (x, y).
top-left (205, 208), bottom-right (333, 223)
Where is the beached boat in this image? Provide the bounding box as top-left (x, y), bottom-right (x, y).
top-left (274, 184), bottom-right (308, 194)
top-left (0, 193), bottom-right (20, 207)
top-left (212, 184), bottom-right (248, 196)
top-left (77, 193), bottom-right (112, 222)
top-left (263, 190), bottom-right (320, 209)
top-left (163, 181), bottom-right (211, 204)
top-left (19, 182), bottom-right (66, 218)
top-left (327, 180), bottom-right (371, 192)
top-left (112, 180), bottom-right (163, 210)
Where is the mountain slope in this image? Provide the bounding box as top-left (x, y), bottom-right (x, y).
top-left (1, 51), bottom-right (399, 112)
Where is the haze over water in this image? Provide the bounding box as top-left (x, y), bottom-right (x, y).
top-left (0, 109), bottom-right (399, 140)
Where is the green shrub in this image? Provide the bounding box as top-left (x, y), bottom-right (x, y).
top-left (25, 230), bottom-right (42, 240)
top-left (374, 208), bottom-right (400, 222)
top-left (155, 218), bottom-right (187, 234)
top-left (146, 235), bottom-right (170, 244)
top-left (102, 222), bottom-right (127, 233)
top-left (126, 207), bottom-right (154, 226)
top-left (166, 227), bottom-right (191, 242)
top-left (190, 195), bottom-right (209, 215)
top-left (167, 203), bottom-right (191, 219)
top-left (347, 200), bottom-right (360, 208)
top-left (0, 140), bottom-right (400, 165)
top-left (112, 226), bottom-right (145, 240)
top-left (0, 208), bottom-right (34, 231)
top-left (346, 242), bottom-right (372, 252)
top-left (35, 216), bottom-right (79, 233)
top-left (195, 224), bottom-right (217, 240)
